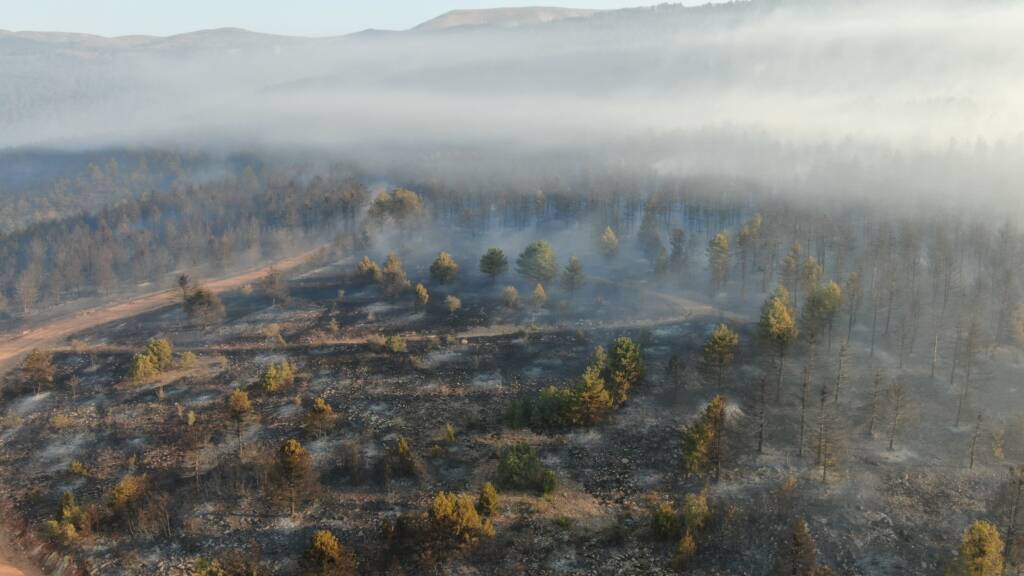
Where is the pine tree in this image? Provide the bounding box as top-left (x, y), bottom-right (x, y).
top-left (517, 240), bottom-right (558, 283)
top-left (275, 439), bottom-right (316, 516)
top-left (843, 270), bottom-right (863, 342)
top-left (956, 320), bottom-right (984, 427)
top-left (226, 389), bottom-right (252, 459)
top-left (306, 397), bottom-right (335, 440)
top-left (260, 267), bottom-right (288, 304)
top-left (736, 214), bottom-right (762, 300)
top-left (381, 252), bottom-right (411, 298)
top-left (772, 518), bottom-right (819, 576)
top-left (682, 395), bottom-right (726, 480)
top-left (430, 251), bottom-right (460, 285)
top-left (799, 256), bottom-right (823, 299)
top-left (600, 226), bottom-right (620, 260)
top-left (479, 248), bottom-right (508, 281)
top-left (638, 206), bottom-right (663, 261)
top-left (572, 363), bottom-right (613, 425)
top-left (867, 368), bottom-right (885, 438)
top-left (948, 521), bottom-right (1004, 576)
top-left (605, 336), bottom-right (644, 405)
top-left (22, 348), bottom-right (55, 394)
top-left (798, 364), bottom-right (811, 457)
top-left (654, 247), bottom-right (670, 280)
top-left (561, 256), bottom-right (585, 295)
top-left (415, 283), bottom-right (429, 306)
top-left (760, 287), bottom-right (799, 401)
top-left (669, 227), bottom-right (687, 271)
top-left (477, 482), bottom-right (500, 517)
top-left (701, 324), bottom-right (740, 387)
top-left (707, 232), bottom-right (731, 295)
top-left (833, 342), bottom-right (849, 405)
top-left (888, 376), bottom-right (908, 451)
top-left (802, 281), bottom-right (842, 348)
top-left (531, 283), bottom-right (548, 309)
top-left (782, 242), bottom-right (803, 306)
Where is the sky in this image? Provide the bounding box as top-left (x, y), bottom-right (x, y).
top-left (0, 0), bottom-right (686, 37)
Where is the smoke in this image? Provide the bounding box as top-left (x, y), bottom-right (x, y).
top-left (2, 0), bottom-right (1023, 214)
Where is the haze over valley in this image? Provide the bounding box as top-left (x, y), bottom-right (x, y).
top-left (1, 2), bottom-right (1023, 575)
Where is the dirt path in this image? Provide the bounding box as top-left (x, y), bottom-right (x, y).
top-left (0, 246), bottom-right (326, 373)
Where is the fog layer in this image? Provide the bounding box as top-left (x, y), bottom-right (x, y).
top-left (2, 0), bottom-right (1023, 212)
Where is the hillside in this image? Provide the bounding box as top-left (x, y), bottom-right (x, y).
top-left (413, 6), bottom-right (601, 30)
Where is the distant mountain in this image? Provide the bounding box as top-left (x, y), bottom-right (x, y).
top-left (413, 6), bottom-right (600, 31)
top-left (0, 26), bottom-right (313, 51)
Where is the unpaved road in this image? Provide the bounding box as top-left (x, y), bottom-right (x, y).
top-left (0, 246), bottom-right (325, 373)
top-left (0, 246), bottom-right (325, 574)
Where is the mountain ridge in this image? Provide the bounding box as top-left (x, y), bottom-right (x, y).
top-left (414, 6), bottom-right (602, 31)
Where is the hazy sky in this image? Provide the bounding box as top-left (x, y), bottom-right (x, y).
top-left (0, 0), bottom-right (698, 37)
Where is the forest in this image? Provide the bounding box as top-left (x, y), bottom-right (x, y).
top-left (0, 146), bottom-right (1021, 575)
top-left (2, 0), bottom-right (1024, 574)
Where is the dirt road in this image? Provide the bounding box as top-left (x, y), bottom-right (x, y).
top-left (0, 246), bottom-right (326, 373)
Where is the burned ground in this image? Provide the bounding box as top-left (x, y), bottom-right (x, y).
top-left (1, 242), bottom-right (1022, 576)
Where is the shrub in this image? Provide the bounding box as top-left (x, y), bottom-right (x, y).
top-left (436, 422), bottom-right (457, 445)
top-left (381, 252), bottom-right (411, 298)
top-left (128, 352), bottom-right (159, 383)
top-left (429, 492), bottom-right (495, 543)
top-left (415, 283), bottom-right (429, 306)
top-left (366, 334), bottom-right (387, 350)
top-left (672, 530), bottom-right (698, 571)
top-left (260, 360), bottom-right (296, 393)
top-left (67, 460), bottom-right (90, 477)
top-left (445, 295), bottom-right (462, 314)
top-left (110, 474), bottom-right (147, 509)
top-left (531, 283), bottom-right (547, 308)
top-left (21, 348), bottom-right (54, 394)
top-left (179, 351), bottom-right (198, 369)
top-left (650, 501), bottom-right (681, 540)
top-left (300, 529), bottom-right (357, 576)
top-left (193, 558), bottom-right (227, 576)
top-left (46, 491), bottom-right (90, 543)
top-left (357, 256), bottom-right (382, 282)
top-left (184, 287), bottom-right (225, 323)
top-left (392, 436), bottom-right (422, 478)
top-left (146, 338), bottom-right (174, 371)
top-left (128, 338), bottom-right (174, 382)
top-left (502, 286), bottom-right (520, 308)
top-left (385, 335), bottom-right (407, 353)
top-left (507, 345), bottom-right (614, 431)
top-left (682, 491), bottom-right (710, 532)
top-left (496, 444), bottom-right (556, 495)
top-left (477, 482), bottom-right (500, 517)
